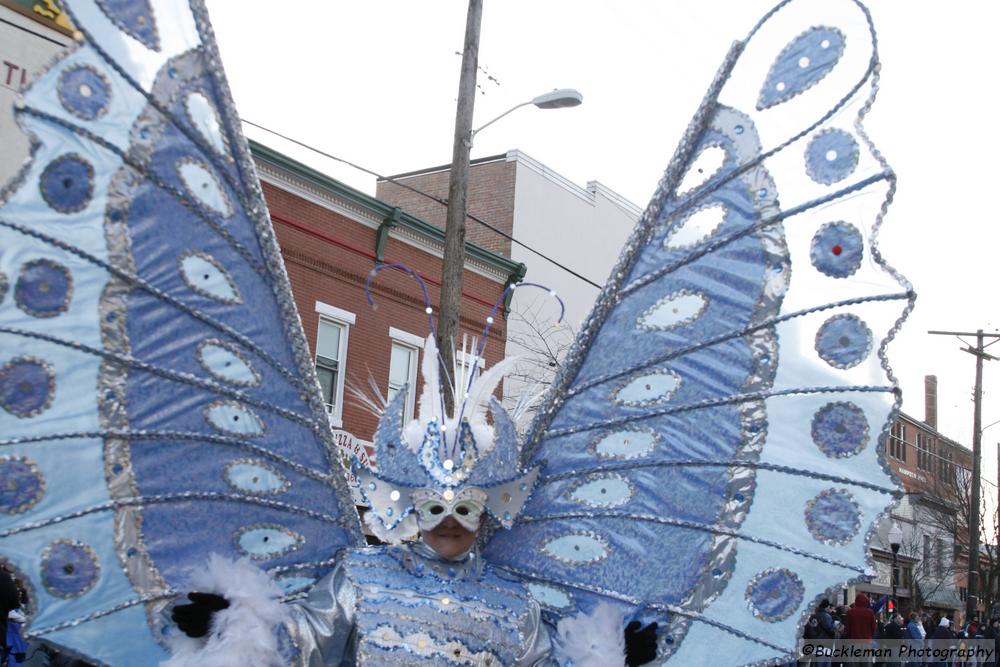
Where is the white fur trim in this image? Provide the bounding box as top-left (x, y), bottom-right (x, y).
top-left (555, 602), bottom-right (627, 667)
top-left (162, 554), bottom-right (290, 667)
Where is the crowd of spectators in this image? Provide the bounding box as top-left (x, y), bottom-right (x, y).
top-left (799, 592), bottom-right (1000, 667)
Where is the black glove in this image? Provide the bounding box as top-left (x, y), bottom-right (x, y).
top-left (624, 619), bottom-right (659, 666)
top-left (171, 592), bottom-right (230, 638)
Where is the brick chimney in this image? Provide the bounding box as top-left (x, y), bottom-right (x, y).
top-left (924, 375), bottom-right (938, 430)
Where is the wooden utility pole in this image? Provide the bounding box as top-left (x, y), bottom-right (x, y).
top-left (929, 329), bottom-right (1000, 623)
top-left (437, 0), bottom-right (483, 414)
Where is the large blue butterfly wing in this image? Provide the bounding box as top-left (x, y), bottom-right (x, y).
top-left (0, 0), bottom-right (363, 663)
top-left (484, 0), bottom-right (911, 663)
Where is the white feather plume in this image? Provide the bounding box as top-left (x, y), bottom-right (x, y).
top-left (554, 602), bottom-right (627, 667)
top-left (163, 554), bottom-right (289, 667)
top-left (416, 334), bottom-right (442, 423)
top-left (461, 355), bottom-right (520, 425)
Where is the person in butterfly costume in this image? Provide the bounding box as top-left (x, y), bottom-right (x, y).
top-left (168, 336), bottom-right (659, 667)
top-left (0, 0), bottom-right (911, 663)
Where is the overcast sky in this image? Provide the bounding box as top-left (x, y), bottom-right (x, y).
top-left (203, 0), bottom-right (1000, 489)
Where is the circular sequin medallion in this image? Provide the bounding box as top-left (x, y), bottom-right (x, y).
top-left (814, 314), bottom-right (872, 369)
top-left (746, 568), bottom-right (804, 622)
top-left (39, 154), bottom-right (95, 213)
top-left (811, 221), bottom-right (863, 278)
top-left (811, 401), bottom-right (869, 458)
top-left (805, 129), bottom-right (859, 185)
top-left (0, 456), bottom-right (45, 514)
top-left (15, 259), bottom-right (73, 318)
top-left (57, 65), bottom-right (111, 120)
top-left (41, 540), bottom-right (100, 598)
top-left (805, 489), bottom-right (862, 545)
top-left (0, 357), bottom-right (56, 418)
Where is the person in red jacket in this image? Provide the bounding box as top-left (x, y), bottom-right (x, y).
top-left (845, 592), bottom-right (877, 640)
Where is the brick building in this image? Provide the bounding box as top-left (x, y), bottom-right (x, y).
top-left (250, 141), bottom-right (524, 456)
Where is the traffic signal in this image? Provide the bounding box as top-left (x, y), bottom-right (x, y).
top-left (887, 600), bottom-right (895, 614)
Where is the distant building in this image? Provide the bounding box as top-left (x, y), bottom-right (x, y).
top-left (859, 375), bottom-right (972, 617)
top-left (376, 150), bottom-right (641, 416)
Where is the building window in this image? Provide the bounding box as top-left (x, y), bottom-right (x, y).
top-left (917, 433), bottom-right (933, 472)
top-left (314, 302), bottom-right (355, 428)
top-left (890, 421), bottom-right (907, 461)
top-left (960, 587), bottom-right (967, 602)
top-left (899, 563), bottom-right (912, 590)
top-left (936, 538), bottom-right (947, 578)
top-left (454, 350), bottom-right (484, 398)
top-left (923, 535), bottom-right (931, 576)
top-left (937, 447), bottom-right (954, 485)
top-left (387, 337), bottom-right (420, 425)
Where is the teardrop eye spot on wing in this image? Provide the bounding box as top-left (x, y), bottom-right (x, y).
top-left (224, 459), bottom-right (289, 495)
top-left (566, 474), bottom-right (634, 508)
top-left (95, 0), bottom-right (162, 51)
top-left (676, 144), bottom-right (728, 197)
top-left (590, 429), bottom-right (659, 459)
top-left (177, 159), bottom-right (232, 217)
top-left (205, 401), bottom-right (264, 436)
top-left (197, 339), bottom-right (261, 386)
top-left (639, 291), bottom-right (709, 331)
top-left (612, 370), bottom-right (680, 407)
top-left (526, 583), bottom-right (573, 611)
top-left (664, 203), bottom-right (727, 249)
top-left (758, 27), bottom-right (847, 111)
top-left (179, 251), bottom-right (242, 303)
top-left (235, 524), bottom-right (304, 560)
top-left (184, 91), bottom-right (228, 157)
top-left (542, 532), bottom-right (610, 565)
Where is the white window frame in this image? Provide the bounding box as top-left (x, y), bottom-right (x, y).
top-left (314, 301), bottom-right (355, 428)
top-left (454, 349), bottom-right (487, 399)
top-left (889, 422), bottom-right (906, 462)
top-left (388, 328), bottom-right (423, 424)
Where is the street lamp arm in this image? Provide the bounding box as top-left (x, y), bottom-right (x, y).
top-left (468, 88), bottom-right (583, 146)
top-left (980, 418), bottom-right (1000, 434)
top-left (469, 100), bottom-right (533, 144)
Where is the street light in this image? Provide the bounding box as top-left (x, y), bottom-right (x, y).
top-left (889, 522), bottom-right (903, 614)
top-left (468, 88), bottom-right (583, 145)
top-left (438, 74), bottom-right (582, 412)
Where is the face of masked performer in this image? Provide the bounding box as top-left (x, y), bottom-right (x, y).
top-left (415, 492), bottom-right (486, 559)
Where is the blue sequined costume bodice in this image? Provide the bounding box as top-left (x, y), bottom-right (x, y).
top-left (283, 543), bottom-right (552, 666)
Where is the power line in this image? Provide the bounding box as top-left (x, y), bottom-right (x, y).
top-left (240, 119), bottom-right (602, 289)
